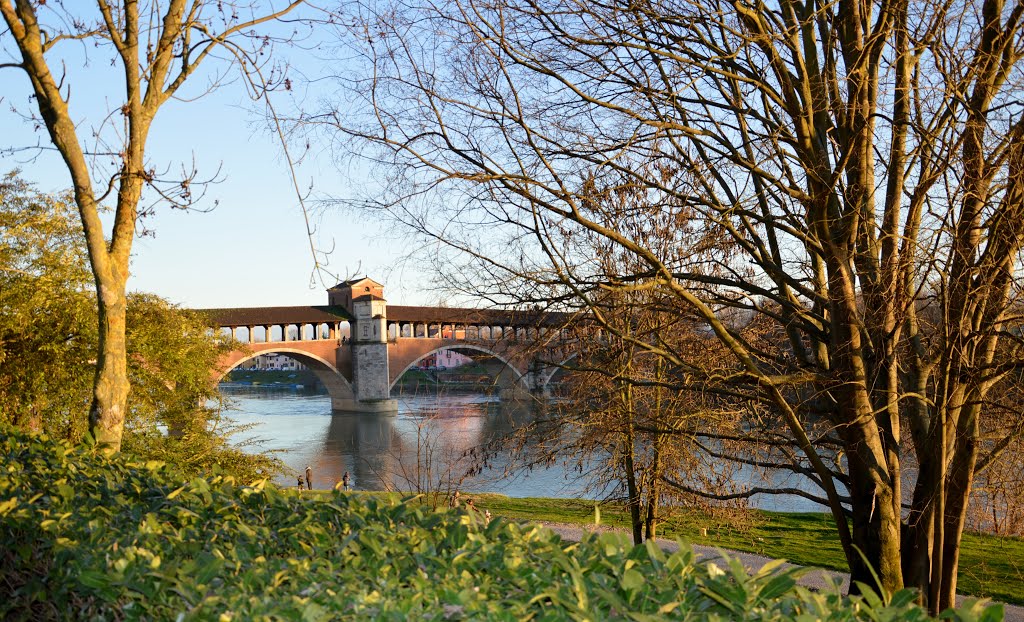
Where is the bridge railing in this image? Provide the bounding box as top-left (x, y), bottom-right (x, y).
top-left (385, 321), bottom-right (605, 344)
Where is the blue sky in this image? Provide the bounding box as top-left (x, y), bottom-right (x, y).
top-left (0, 16), bottom-right (428, 310)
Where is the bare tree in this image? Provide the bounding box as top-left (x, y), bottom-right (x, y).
top-left (550, 288), bottom-right (746, 545)
top-left (383, 413), bottom-right (476, 508)
top-left (965, 373), bottom-right (1024, 536)
top-left (514, 180), bottom-right (747, 546)
top-left (0, 0), bottom-right (307, 452)
top-left (313, 0), bottom-right (1024, 611)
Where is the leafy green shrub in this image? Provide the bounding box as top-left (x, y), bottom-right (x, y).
top-left (0, 174), bottom-right (277, 481)
top-left (0, 427), bottom-right (1002, 621)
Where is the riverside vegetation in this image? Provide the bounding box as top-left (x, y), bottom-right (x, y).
top-left (0, 174), bottom-right (279, 482)
top-left (0, 427), bottom-right (1005, 621)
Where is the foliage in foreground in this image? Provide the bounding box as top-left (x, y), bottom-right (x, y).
top-left (0, 429), bottom-right (1003, 621)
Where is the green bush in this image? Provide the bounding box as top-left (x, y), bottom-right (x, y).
top-left (0, 427), bottom-right (1003, 621)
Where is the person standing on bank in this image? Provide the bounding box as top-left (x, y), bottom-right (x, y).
top-left (305, 465), bottom-right (313, 490)
top-left (342, 471), bottom-right (350, 491)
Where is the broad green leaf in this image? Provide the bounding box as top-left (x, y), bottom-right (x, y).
top-left (621, 569), bottom-right (645, 592)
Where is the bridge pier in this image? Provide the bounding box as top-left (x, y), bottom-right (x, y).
top-left (331, 396), bottom-right (399, 412)
top-left (499, 371), bottom-right (553, 402)
top-left (348, 286), bottom-right (400, 413)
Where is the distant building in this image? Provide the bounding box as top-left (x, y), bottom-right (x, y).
top-left (417, 349), bottom-right (473, 370)
top-left (246, 353), bottom-right (306, 371)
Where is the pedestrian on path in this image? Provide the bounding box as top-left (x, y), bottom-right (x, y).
top-left (342, 471), bottom-right (350, 491)
top-left (305, 465), bottom-right (313, 490)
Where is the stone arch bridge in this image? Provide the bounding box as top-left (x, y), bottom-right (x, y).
top-left (200, 279), bottom-right (579, 412)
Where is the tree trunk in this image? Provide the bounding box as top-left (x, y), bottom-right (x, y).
top-left (645, 377), bottom-right (665, 541)
top-left (844, 423), bottom-right (904, 597)
top-left (624, 446), bottom-right (642, 545)
top-left (938, 413), bottom-right (979, 610)
top-left (845, 459), bottom-right (880, 594)
top-left (903, 456), bottom-right (938, 612)
top-left (644, 433), bottom-right (663, 541)
top-left (876, 484), bottom-right (905, 597)
top-left (89, 280), bottom-right (130, 453)
top-left (622, 387), bottom-right (643, 545)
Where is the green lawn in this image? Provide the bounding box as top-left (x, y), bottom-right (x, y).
top-left (306, 490), bottom-right (1024, 606)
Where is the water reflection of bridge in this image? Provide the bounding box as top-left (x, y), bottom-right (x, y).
top-left (316, 397), bottom-right (542, 494)
top-left (223, 387), bottom-right (578, 495)
top-left (201, 278), bottom-right (580, 412)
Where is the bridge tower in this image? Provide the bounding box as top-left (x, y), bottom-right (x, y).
top-left (329, 278), bottom-right (399, 412)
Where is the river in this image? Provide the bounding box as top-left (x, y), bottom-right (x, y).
top-left (220, 384), bottom-right (821, 512)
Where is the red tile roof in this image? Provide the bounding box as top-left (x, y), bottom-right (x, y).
top-left (330, 277), bottom-right (383, 289)
top-left (197, 304), bottom-right (569, 328)
top-left (198, 306), bottom-right (353, 327)
top-left (386, 305), bottom-right (568, 326)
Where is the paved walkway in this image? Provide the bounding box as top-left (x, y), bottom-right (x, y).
top-left (541, 523), bottom-right (1021, 621)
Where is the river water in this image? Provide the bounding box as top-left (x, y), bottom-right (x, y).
top-left (220, 385), bottom-right (600, 498)
top-left (220, 384), bottom-right (819, 511)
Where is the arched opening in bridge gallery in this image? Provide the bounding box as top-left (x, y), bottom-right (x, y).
top-left (219, 322), bottom-right (351, 344)
top-left (216, 350), bottom-right (354, 405)
top-left (390, 345), bottom-right (529, 397)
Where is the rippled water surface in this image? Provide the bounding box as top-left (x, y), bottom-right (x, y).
top-left (221, 385), bottom-right (820, 511)
top-left (221, 385), bottom-right (596, 498)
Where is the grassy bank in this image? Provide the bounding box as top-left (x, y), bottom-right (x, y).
top-left (305, 490), bottom-right (1024, 606)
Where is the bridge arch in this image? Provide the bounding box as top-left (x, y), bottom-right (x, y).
top-left (388, 344), bottom-right (528, 393)
top-left (216, 348), bottom-right (355, 404)
top-left (536, 352), bottom-right (578, 390)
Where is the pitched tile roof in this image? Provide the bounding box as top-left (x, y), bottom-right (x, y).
top-left (329, 277), bottom-right (383, 289)
top-left (386, 305), bottom-right (568, 326)
top-left (198, 304), bottom-right (568, 328)
top-left (198, 305), bottom-right (354, 326)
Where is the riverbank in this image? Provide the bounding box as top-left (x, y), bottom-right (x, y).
top-left (223, 368), bottom-right (501, 394)
top-left (304, 490), bottom-right (1024, 606)
top-left (224, 369), bottom-right (325, 390)
top-left (391, 368), bottom-right (501, 394)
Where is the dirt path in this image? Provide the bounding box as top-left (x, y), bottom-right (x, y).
top-left (540, 522), bottom-right (1021, 621)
